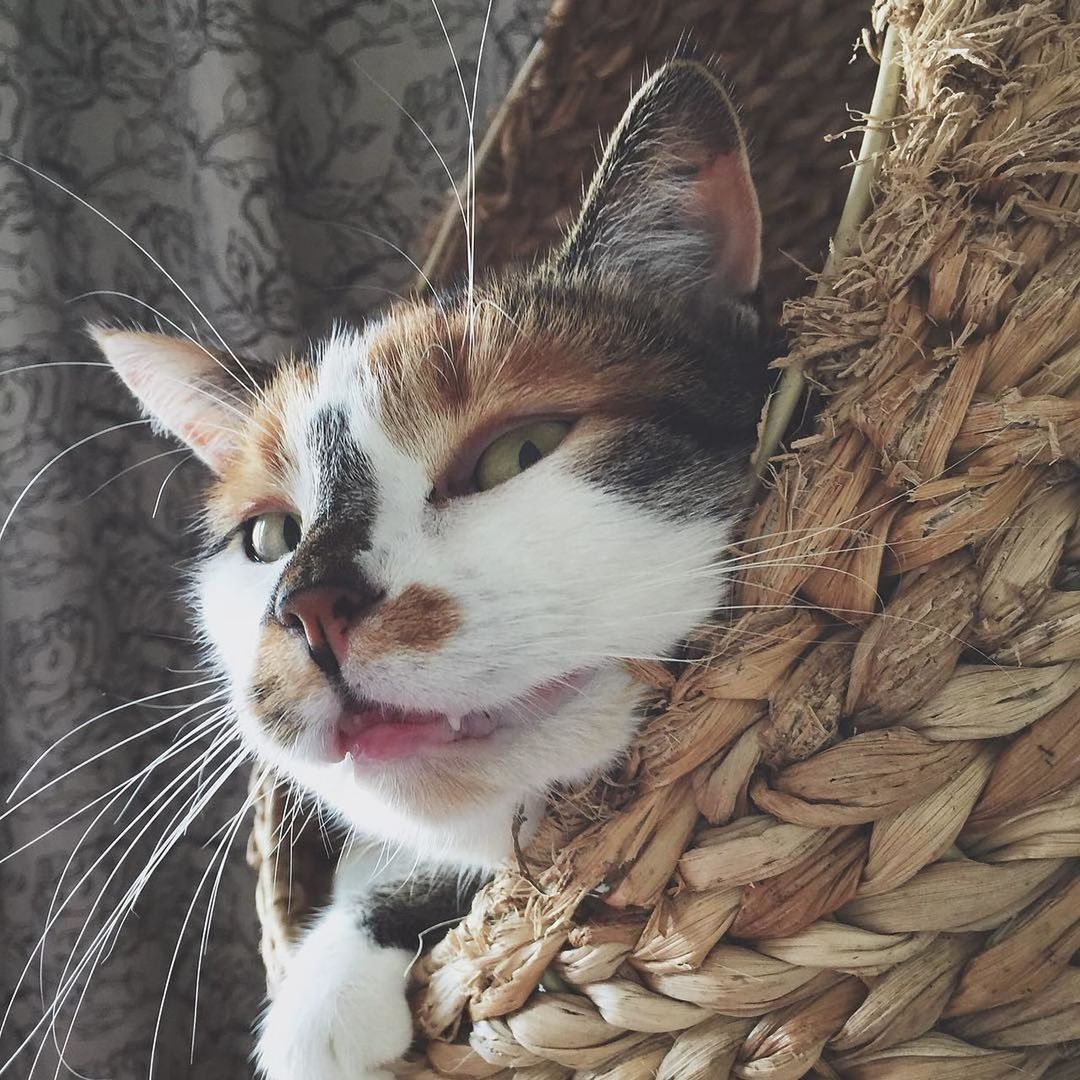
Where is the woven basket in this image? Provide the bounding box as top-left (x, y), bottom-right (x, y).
top-left (248, 0), bottom-right (1080, 1076)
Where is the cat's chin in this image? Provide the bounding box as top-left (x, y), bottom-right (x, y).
top-left (256, 664), bottom-right (646, 864)
top-left (332, 671), bottom-right (596, 766)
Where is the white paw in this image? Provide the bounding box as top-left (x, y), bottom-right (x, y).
top-left (255, 909), bottom-right (413, 1080)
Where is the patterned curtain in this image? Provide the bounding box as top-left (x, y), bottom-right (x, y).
top-left (0, 2), bottom-right (541, 1075)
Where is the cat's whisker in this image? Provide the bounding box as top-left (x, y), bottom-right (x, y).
top-left (494, 578), bottom-right (1003, 666)
top-left (417, 0), bottom-right (488, 349)
top-left (268, 781), bottom-right (290, 891)
top-left (0, 418), bottom-right (149, 550)
top-left (318, 282), bottom-right (415, 306)
top-left (319, 221), bottom-right (449, 329)
top-left (66, 289), bottom-right (265, 410)
top-left (112, 708), bottom-right (233, 827)
top-left (187, 769), bottom-right (266, 1068)
top-left (404, 914), bottom-right (467, 981)
top-left (374, 834), bottom-right (411, 883)
top-left (8, 676), bottom-right (225, 800)
top-left (728, 430), bottom-right (1011, 569)
top-left (2, 722), bottom-right (234, 1055)
top-left (39, 714), bottom-right (233, 1079)
top-left (476, 298), bottom-right (539, 384)
top-left (79, 446), bottom-right (191, 502)
top-left (45, 739), bottom-right (245, 1041)
top-left (284, 793), bottom-right (306, 918)
top-left (711, 592), bottom-right (1015, 675)
top-left (354, 70), bottom-right (469, 251)
top-left (1, 692), bottom-right (228, 825)
top-left (152, 451), bottom-right (196, 518)
top-left (0, 360), bottom-right (113, 379)
top-left (465, 0), bottom-right (496, 352)
top-left (44, 780), bottom-right (240, 1078)
top-left (529, 591), bottom-right (1016, 680)
top-left (327, 64), bottom-right (469, 368)
top-left (3, 711), bottom-right (231, 884)
top-left (0, 152), bottom-right (258, 398)
top-left (46, 951), bottom-right (98, 1080)
top-left (491, 532), bottom-right (977, 616)
top-left (0, 726), bottom-right (238, 1069)
top-left (397, 846), bottom-right (427, 898)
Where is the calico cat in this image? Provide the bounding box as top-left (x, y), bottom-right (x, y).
top-left (94, 58), bottom-right (771, 1080)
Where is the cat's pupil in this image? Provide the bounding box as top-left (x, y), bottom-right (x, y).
top-left (283, 515), bottom-right (302, 550)
top-left (517, 440), bottom-right (542, 471)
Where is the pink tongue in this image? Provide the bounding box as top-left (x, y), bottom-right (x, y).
top-left (340, 716), bottom-right (455, 762)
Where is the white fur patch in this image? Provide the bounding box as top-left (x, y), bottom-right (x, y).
top-left (255, 907), bottom-right (412, 1080)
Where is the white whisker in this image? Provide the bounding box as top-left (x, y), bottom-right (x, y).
top-left (0, 419), bottom-right (150, 550)
top-left (8, 675), bottom-right (224, 800)
top-left (0, 153), bottom-right (258, 396)
top-left (152, 451), bottom-right (196, 518)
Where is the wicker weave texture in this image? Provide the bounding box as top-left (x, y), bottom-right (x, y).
top-left (407, 1), bottom-right (1080, 1076)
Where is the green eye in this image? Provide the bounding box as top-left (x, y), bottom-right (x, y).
top-left (243, 512), bottom-right (302, 563)
top-left (474, 421), bottom-right (571, 492)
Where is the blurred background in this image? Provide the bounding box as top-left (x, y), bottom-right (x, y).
top-left (0, 2), bottom-right (541, 1075)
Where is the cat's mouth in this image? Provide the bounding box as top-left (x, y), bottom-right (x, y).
top-left (331, 673), bottom-right (592, 765)
top-left (333, 704), bottom-right (497, 763)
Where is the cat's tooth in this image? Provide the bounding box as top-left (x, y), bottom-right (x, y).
top-left (447, 714), bottom-right (462, 733)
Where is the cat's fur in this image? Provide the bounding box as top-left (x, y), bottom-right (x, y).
top-left (95, 60), bottom-right (772, 1080)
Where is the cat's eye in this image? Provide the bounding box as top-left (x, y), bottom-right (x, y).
top-left (474, 420), bottom-right (572, 491)
top-left (243, 512), bottom-right (302, 563)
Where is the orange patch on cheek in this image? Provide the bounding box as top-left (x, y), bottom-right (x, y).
top-left (254, 629), bottom-right (321, 688)
top-left (351, 585), bottom-right (461, 661)
top-left (248, 627), bottom-right (328, 745)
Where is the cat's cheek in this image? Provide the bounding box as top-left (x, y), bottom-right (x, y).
top-left (195, 554), bottom-right (280, 687)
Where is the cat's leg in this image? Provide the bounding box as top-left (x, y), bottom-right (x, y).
top-left (254, 840), bottom-right (479, 1080)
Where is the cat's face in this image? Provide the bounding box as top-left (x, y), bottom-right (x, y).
top-left (96, 61), bottom-right (771, 861)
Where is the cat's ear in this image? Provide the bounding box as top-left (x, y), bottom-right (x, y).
top-left (557, 60), bottom-right (761, 302)
top-left (91, 327), bottom-right (262, 475)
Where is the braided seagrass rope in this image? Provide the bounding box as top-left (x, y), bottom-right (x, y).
top-left (250, 0), bottom-right (1080, 1076)
top-left (405, 1), bottom-right (1080, 1076)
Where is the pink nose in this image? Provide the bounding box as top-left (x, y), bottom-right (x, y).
top-left (277, 585), bottom-right (380, 669)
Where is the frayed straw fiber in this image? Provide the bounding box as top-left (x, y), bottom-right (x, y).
top-left (249, 0), bottom-right (1080, 1077)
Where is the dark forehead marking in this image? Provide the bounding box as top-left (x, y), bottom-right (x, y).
top-left (309, 407), bottom-right (378, 524)
top-left (268, 408), bottom-right (381, 611)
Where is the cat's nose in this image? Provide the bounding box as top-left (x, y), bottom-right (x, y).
top-left (276, 584), bottom-right (382, 674)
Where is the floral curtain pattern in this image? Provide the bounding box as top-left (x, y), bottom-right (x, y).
top-left (0, 2), bottom-right (541, 1075)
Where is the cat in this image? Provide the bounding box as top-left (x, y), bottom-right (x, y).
top-left (93, 57), bottom-right (772, 1080)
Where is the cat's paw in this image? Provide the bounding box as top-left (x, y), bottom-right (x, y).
top-left (255, 909), bottom-right (413, 1080)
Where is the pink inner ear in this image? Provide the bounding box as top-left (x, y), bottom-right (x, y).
top-left (92, 327), bottom-right (247, 475)
top-left (178, 419), bottom-right (219, 453)
top-left (697, 152), bottom-right (762, 297)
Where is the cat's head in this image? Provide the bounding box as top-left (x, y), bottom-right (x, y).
top-left (95, 61), bottom-right (771, 861)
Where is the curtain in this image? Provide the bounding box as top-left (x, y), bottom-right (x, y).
top-left (0, 2), bottom-right (541, 1075)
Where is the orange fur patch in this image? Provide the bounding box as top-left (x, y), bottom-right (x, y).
top-left (365, 290), bottom-right (682, 484)
top-left (350, 585), bottom-right (461, 661)
top-left (249, 626), bottom-right (327, 746)
top-left (205, 362), bottom-right (314, 532)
